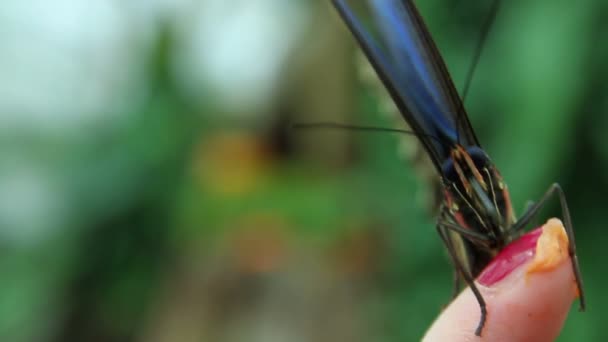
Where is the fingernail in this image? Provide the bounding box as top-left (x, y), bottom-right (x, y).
top-left (478, 228), bottom-right (543, 286)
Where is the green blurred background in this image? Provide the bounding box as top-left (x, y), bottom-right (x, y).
top-left (1, 0), bottom-right (606, 341)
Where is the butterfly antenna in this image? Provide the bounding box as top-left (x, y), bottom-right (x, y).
top-left (461, 0), bottom-right (501, 102)
top-left (292, 122), bottom-right (444, 146)
top-left (455, 0), bottom-right (501, 145)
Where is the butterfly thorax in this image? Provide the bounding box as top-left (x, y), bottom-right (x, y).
top-left (441, 145), bottom-right (516, 252)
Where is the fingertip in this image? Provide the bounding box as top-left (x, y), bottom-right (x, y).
top-left (481, 259), bottom-right (576, 341)
top-left (424, 260), bottom-right (576, 342)
top-left (424, 221), bottom-right (579, 342)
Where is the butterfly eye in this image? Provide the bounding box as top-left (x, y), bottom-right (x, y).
top-left (466, 146), bottom-right (492, 170)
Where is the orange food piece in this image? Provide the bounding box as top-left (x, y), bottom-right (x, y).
top-left (526, 218), bottom-right (569, 275)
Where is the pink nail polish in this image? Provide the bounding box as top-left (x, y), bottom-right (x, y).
top-left (478, 227), bottom-right (543, 286)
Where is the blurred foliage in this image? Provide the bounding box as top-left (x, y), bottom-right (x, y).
top-left (1, 0), bottom-right (607, 341)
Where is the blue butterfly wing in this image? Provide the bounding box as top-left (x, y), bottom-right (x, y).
top-left (332, 0), bottom-right (480, 170)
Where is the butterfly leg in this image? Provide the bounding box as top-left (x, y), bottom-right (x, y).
top-left (511, 183), bottom-right (586, 311)
top-left (436, 221), bottom-right (487, 336)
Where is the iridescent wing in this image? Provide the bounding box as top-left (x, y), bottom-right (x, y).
top-left (332, 0), bottom-right (480, 172)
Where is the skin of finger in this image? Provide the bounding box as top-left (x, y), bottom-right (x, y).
top-left (423, 260), bottom-right (576, 342)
